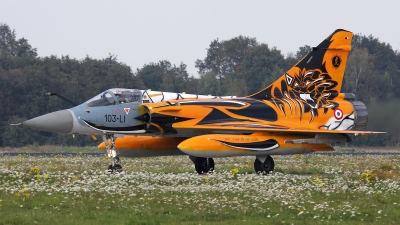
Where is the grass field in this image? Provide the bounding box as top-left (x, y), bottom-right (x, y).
top-left (0, 150), bottom-right (399, 224)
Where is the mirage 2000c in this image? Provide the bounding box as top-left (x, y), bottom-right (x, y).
top-left (18, 29), bottom-right (383, 174)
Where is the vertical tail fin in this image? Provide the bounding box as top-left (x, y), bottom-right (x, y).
top-left (248, 29), bottom-right (353, 100)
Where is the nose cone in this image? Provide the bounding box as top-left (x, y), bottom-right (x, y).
top-left (21, 110), bottom-right (73, 133)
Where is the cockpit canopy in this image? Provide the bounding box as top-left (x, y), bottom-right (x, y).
top-left (85, 89), bottom-right (142, 107)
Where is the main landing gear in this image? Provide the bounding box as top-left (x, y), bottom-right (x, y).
top-left (190, 156), bottom-right (215, 174)
top-left (254, 155), bottom-right (275, 175)
top-left (189, 155), bottom-right (275, 175)
top-left (102, 134), bottom-right (123, 173)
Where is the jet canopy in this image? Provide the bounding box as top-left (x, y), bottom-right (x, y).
top-left (85, 89), bottom-right (142, 107)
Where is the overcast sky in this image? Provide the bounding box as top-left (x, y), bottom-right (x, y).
top-left (1, 1), bottom-right (399, 77)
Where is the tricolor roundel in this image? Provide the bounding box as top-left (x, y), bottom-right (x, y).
top-left (334, 108), bottom-right (343, 120)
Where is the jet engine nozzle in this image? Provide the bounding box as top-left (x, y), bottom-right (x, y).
top-left (350, 101), bottom-right (368, 130)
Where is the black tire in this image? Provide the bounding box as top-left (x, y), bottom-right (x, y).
top-left (107, 164), bottom-right (123, 173)
top-left (195, 157), bottom-right (215, 174)
top-left (107, 164), bottom-right (113, 172)
top-left (114, 164), bottom-right (123, 173)
top-left (254, 156), bottom-right (274, 175)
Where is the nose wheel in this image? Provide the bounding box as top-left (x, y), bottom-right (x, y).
top-left (108, 163), bottom-right (123, 173)
top-left (102, 134), bottom-right (123, 173)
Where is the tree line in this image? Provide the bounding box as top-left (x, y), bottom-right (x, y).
top-left (1, 23), bottom-right (399, 147)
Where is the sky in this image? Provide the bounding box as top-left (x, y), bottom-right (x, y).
top-left (1, 0), bottom-right (399, 77)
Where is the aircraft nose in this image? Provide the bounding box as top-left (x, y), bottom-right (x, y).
top-left (21, 109), bottom-right (74, 133)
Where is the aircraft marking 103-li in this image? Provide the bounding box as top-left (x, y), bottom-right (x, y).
top-left (18, 29), bottom-right (384, 174)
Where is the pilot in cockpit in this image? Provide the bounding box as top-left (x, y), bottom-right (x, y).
top-left (115, 90), bottom-right (142, 104)
top-left (131, 92), bottom-right (141, 102)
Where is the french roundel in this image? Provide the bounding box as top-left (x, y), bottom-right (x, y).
top-left (334, 108), bottom-right (343, 120)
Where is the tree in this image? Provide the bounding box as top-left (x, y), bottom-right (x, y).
top-left (198, 72), bottom-right (221, 96)
top-left (352, 34), bottom-right (397, 73)
top-left (0, 23), bottom-right (37, 59)
top-left (343, 48), bottom-right (372, 98)
top-left (283, 52), bottom-right (297, 71)
top-left (183, 76), bottom-right (200, 94)
top-left (2, 117), bottom-right (43, 147)
top-left (344, 46), bottom-right (396, 102)
top-left (135, 60), bottom-right (188, 92)
top-left (221, 74), bottom-right (248, 97)
top-left (392, 52), bottom-right (400, 96)
top-left (295, 45), bottom-right (312, 61)
top-left (239, 44), bottom-right (285, 94)
top-left (195, 36), bottom-right (258, 83)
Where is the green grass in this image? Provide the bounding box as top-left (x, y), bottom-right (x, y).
top-left (1, 190), bottom-right (398, 224)
top-left (0, 153), bottom-right (400, 224)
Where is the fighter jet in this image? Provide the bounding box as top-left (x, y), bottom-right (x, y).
top-left (19, 29), bottom-right (383, 174)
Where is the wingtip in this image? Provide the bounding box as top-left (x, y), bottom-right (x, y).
top-left (10, 123), bottom-right (22, 126)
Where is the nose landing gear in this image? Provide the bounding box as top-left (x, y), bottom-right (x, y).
top-left (102, 134), bottom-right (123, 173)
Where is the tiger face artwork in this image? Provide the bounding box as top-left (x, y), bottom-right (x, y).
top-left (269, 67), bottom-right (340, 123)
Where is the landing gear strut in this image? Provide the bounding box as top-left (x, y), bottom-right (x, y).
top-left (102, 134), bottom-right (122, 173)
top-left (254, 155), bottom-right (274, 175)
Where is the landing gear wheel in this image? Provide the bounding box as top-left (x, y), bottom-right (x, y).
top-left (114, 164), bottom-right (123, 173)
top-left (103, 134), bottom-right (123, 174)
top-left (254, 155), bottom-right (274, 175)
top-left (195, 157), bottom-right (214, 174)
top-left (108, 164), bottom-right (123, 173)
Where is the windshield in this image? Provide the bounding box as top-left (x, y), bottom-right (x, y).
top-left (85, 89), bottom-right (142, 107)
